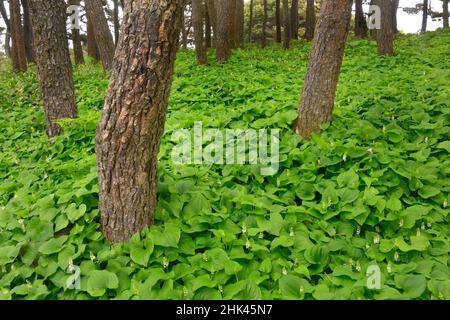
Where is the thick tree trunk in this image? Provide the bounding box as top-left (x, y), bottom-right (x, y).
top-left (248, 0), bottom-right (253, 43)
top-left (377, 0), bottom-right (394, 56)
top-left (10, 0), bottom-right (27, 72)
top-left (444, 0), bottom-right (449, 29)
top-left (295, 0), bottom-right (352, 139)
top-left (275, 0), bottom-right (282, 43)
top-left (113, 0), bottom-right (120, 45)
top-left (87, 16), bottom-right (100, 62)
top-left (235, 0), bottom-right (244, 48)
top-left (262, 0), bottom-right (268, 47)
top-left (421, 0), bottom-right (428, 33)
top-left (283, 0), bottom-right (290, 49)
top-left (85, 0), bottom-right (115, 71)
top-left (215, 0), bottom-right (234, 62)
top-left (305, 0), bottom-right (316, 40)
top-left (192, 0), bottom-right (207, 64)
top-left (96, 0), bottom-right (183, 244)
top-left (0, 0), bottom-right (11, 57)
top-left (205, 1), bottom-right (212, 48)
top-left (68, 0), bottom-right (84, 65)
top-left (354, 0), bottom-right (368, 38)
top-left (29, 0), bottom-right (78, 138)
top-left (392, 0), bottom-right (399, 34)
top-left (290, 0), bottom-right (299, 39)
top-left (21, 0), bottom-right (35, 63)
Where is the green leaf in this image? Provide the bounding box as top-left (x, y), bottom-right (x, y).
top-left (337, 169), bottom-right (359, 189)
top-left (86, 270), bottom-right (119, 297)
top-left (38, 236), bottom-right (68, 255)
top-left (279, 275), bottom-right (312, 299)
top-left (394, 275), bottom-right (427, 299)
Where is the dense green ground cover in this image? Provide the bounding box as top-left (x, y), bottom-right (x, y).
top-left (0, 31), bottom-right (449, 300)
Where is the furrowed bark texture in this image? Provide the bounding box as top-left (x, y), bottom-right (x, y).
top-left (87, 15), bottom-right (100, 62)
top-left (235, 0), bottom-right (244, 48)
top-left (96, 0), bottom-right (183, 243)
top-left (192, 0), bottom-right (207, 64)
top-left (290, 0), bottom-right (298, 39)
top-left (377, 0), bottom-right (394, 56)
top-left (29, 0), bottom-right (78, 137)
top-left (10, 0), bottom-right (27, 72)
top-left (354, 0), bottom-right (368, 38)
top-left (21, 0), bottom-right (36, 63)
top-left (305, 0), bottom-right (316, 40)
top-left (215, 0), bottom-right (234, 62)
top-left (283, 0), bottom-right (290, 49)
top-left (295, 0), bottom-right (352, 139)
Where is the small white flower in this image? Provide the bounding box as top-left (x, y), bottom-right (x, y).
top-left (356, 227), bottom-right (361, 235)
top-left (282, 267), bottom-right (288, 276)
top-left (241, 222), bottom-right (247, 235)
top-left (342, 153), bottom-right (347, 162)
top-left (424, 137), bottom-right (429, 144)
top-left (387, 264), bottom-right (392, 273)
top-left (202, 254), bottom-right (208, 262)
top-left (427, 222), bottom-right (432, 228)
top-left (365, 243), bottom-right (370, 249)
top-left (373, 234), bottom-right (380, 244)
top-left (163, 257), bottom-right (169, 269)
top-left (367, 148), bottom-right (374, 155)
top-left (259, 232), bottom-right (264, 239)
top-left (416, 229), bottom-right (421, 237)
top-left (421, 223), bottom-right (426, 230)
top-left (394, 252), bottom-right (399, 262)
top-left (300, 286), bottom-right (305, 293)
top-left (289, 227), bottom-right (295, 237)
top-left (399, 219), bottom-right (404, 228)
top-left (443, 200), bottom-right (448, 209)
top-left (245, 239), bottom-right (251, 249)
top-left (89, 252), bottom-right (96, 261)
top-left (355, 261), bottom-right (361, 272)
top-left (382, 126), bottom-right (386, 133)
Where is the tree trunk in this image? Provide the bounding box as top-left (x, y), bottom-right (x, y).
top-left (96, 0), bottom-right (183, 244)
top-left (85, 0), bottom-right (115, 71)
top-left (235, 0), bottom-right (244, 48)
top-left (21, 0), bottom-right (35, 63)
top-left (275, 0), bottom-right (282, 42)
top-left (181, 7), bottom-right (188, 49)
top-left (354, 0), bottom-right (368, 38)
top-left (262, 0), bottom-right (268, 47)
top-left (290, 0), bottom-right (298, 39)
top-left (29, 0), bottom-right (78, 138)
top-left (248, 0), bottom-right (253, 43)
top-left (206, 0), bottom-right (217, 47)
top-left (87, 15), bottom-right (100, 62)
top-left (192, 0), bottom-right (207, 64)
top-left (215, 0), bottom-right (234, 62)
top-left (10, 0), bottom-right (27, 72)
top-left (295, 0), bottom-right (352, 139)
top-left (283, 0), bottom-right (290, 49)
top-left (0, 0), bottom-right (11, 57)
top-left (113, 0), bottom-right (120, 45)
top-left (392, 0), bottom-right (399, 34)
top-left (205, 1), bottom-right (212, 48)
top-left (377, 0), bottom-right (394, 56)
top-left (305, 0), bottom-right (316, 40)
top-left (69, 0), bottom-right (84, 65)
top-left (421, 0), bottom-right (428, 33)
top-left (444, 0), bottom-right (449, 29)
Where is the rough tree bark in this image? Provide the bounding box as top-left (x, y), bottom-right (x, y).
top-left (235, 0), bottom-right (244, 48)
top-left (275, 0), bottom-right (282, 43)
top-left (205, 1), bottom-right (212, 48)
top-left (21, 0), bottom-right (35, 63)
top-left (444, 0), bottom-right (449, 29)
top-left (68, 0), bottom-right (84, 65)
top-left (0, 0), bottom-right (11, 57)
top-left (305, 0), bottom-right (316, 40)
top-left (192, 0), bottom-right (207, 64)
top-left (248, 0), bottom-right (254, 43)
top-left (421, 0), bottom-right (428, 33)
top-left (96, 0), bottom-right (183, 243)
top-left (206, 0), bottom-right (217, 47)
top-left (291, 0), bottom-right (299, 39)
top-left (262, 0), bottom-right (268, 47)
top-left (85, 0), bottom-right (115, 70)
top-left (392, 0), bottom-right (399, 34)
top-left (377, 0), bottom-right (394, 56)
top-left (29, 0), bottom-right (78, 137)
top-left (283, 0), bottom-right (290, 49)
top-left (10, 0), bottom-right (27, 72)
top-left (215, 0), bottom-right (235, 62)
top-left (87, 15), bottom-right (100, 62)
top-left (295, 0), bottom-right (353, 139)
top-left (355, 0), bottom-right (368, 38)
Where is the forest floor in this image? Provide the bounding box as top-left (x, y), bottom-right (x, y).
top-left (0, 30), bottom-right (449, 300)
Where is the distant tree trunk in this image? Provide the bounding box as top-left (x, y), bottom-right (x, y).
top-left (248, 0), bottom-right (254, 43)
top-left (392, 0), bottom-right (399, 34)
top-left (444, 0), bottom-right (449, 29)
top-left (0, 0), bottom-right (11, 57)
top-left (275, 0), bottom-right (282, 42)
top-left (295, 0), bottom-right (352, 139)
top-left (304, 0), bottom-right (315, 40)
top-left (205, 1), bottom-right (212, 48)
top-left (96, 0), bottom-right (183, 244)
top-left (206, 0), bottom-right (217, 46)
top-left (283, 0), bottom-right (290, 49)
top-left (87, 16), bottom-right (100, 62)
top-left (290, 0), bottom-right (298, 39)
top-left (181, 7), bottom-right (188, 49)
top-left (85, 0), bottom-right (115, 71)
top-left (235, 0), bottom-right (244, 48)
top-left (354, 0), bottom-right (368, 38)
top-left (69, 0), bottom-right (84, 65)
top-left (21, 0), bottom-right (35, 63)
top-left (192, 0), bottom-right (207, 64)
top-left (377, 0), bottom-right (394, 56)
top-left (215, 0), bottom-right (234, 62)
top-left (421, 0), bottom-right (428, 33)
top-left (29, 0), bottom-right (78, 138)
top-left (10, 0), bottom-right (27, 72)
top-left (262, 0), bottom-right (268, 47)
top-left (113, 0), bottom-right (120, 45)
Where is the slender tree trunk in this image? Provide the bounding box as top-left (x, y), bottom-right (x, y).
top-left (96, 0), bottom-right (183, 244)
top-left (295, 0), bottom-right (353, 139)
top-left (290, 0), bottom-right (299, 39)
top-left (444, 0), bottom-right (449, 29)
top-left (113, 0), bottom-right (120, 45)
top-left (354, 0), bottom-right (368, 38)
top-left (215, 0), bottom-right (234, 62)
top-left (392, 0), bottom-right (399, 34)
top-left (87, 16), bottom-right (100, 62)
top-left (421, 0), bottom-right (428, 33)
top-left (236, 0), bottom-right (244, 48)
top-left (21, 0), bottom-right (35, 63)
top-left (0, 0), bottom-right (11, 57)
top-left (305, 0), bottom-right (316, 40)
top-left (283, 0), bottom-right (290, 49)
top-left (192, 0), bottom-right (207, 64)
top-left (275, 0), bottom-right (282, 42)
top-left (205, 1), bottom-right (212, 48)
top-left (10, 0), bottom-right (27, 72)
top-left (262, 0), bottom-right (268, 47)
top-left (248, 0), bottom-right (254, 43)
top-left (206, 0), bottom-right (217, 47)
top-left (69, 0), bottom-right (84, 65)
top-left (377, 0), bottom-right (394, 56)
top-left (29, 0), bottom-right (78, 138)
top-left (85, 0), bottom-right (115, 71)
top-left (181, 7), bottom-right (188, 49)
